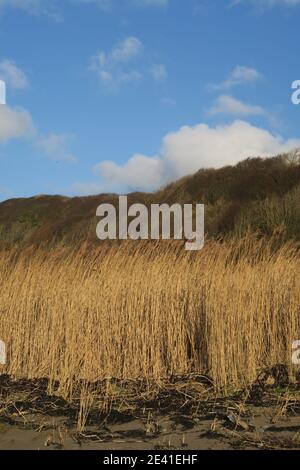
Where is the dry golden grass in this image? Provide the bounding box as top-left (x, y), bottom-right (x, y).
top-left (0, 235), bottom-right (299, 407)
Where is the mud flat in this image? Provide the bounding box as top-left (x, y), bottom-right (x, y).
top-left (1, 407), bottom-right (300, 451)
top-left (1, 375), bottom-right (300, 451)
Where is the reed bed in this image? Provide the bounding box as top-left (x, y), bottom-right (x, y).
top-left (0, 236), bottom-right (299, 406)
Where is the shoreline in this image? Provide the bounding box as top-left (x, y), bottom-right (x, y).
top-left (1, 374), bottom-right (300, 451)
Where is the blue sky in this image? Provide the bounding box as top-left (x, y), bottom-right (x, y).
top-left (0, 0), bottom-right (300, 201)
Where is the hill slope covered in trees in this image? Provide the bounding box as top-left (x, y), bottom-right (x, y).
top-left (0, 153), bottom-right (300, 248)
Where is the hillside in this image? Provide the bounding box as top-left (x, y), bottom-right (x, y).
top-left (1, 153), bottom-right (300, 248)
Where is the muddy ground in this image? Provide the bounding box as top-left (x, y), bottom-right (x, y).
top-left (1, 408), bottom-right (300, 450)
top-left (1, 372), bottom-right (300, 451)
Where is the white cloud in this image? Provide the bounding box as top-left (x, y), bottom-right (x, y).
top-left (73, 120), bottom-right (300, 194)
top-left (207, 95), bottom-right (278, 127)
top-left (151, 64), bottom-right (168, 82)
top-left (74, 154), bottom-right (162, 194)
top-left (210, 66), bottom-right (262, 90)
top-left (90, 39), bottom-right (169, 90)
top-left (36, 133), bottom-right (77, 163)
top-left (0, 104), bottom-right (34, 143)
top-left (0, 60), bottom-right (29, 90)
top-left (0, 70), bottom-right (75, 165)
top-left (208, 95), bottom-right (266, 117)
top-left (110, 36), bottom-right (143, 63)
top-left (97, 154), bottom-right (161, 189)
top-left (90, 36), bottom-right (144, 90)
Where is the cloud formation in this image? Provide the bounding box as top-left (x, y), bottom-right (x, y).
top-left (208, 95), bottom-right (266, 117)
top-left (90, 38), bottom-right (168, 90)
top-left (90, 36), bottom-right (144, 90)
top-left (73, 120), bottom-right (300, 194)
top-left (0, 60), bottom-right (29, 90)
top-left (0, 104), bottom-right (34, 143)
top-left (210, 66), bottom-right (262, 91)
top-left (36, 133), bottom-right (77, 163)
top-left (0, 75), bottom-right (75, 165)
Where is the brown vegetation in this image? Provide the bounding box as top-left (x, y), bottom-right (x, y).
top-left (0, 236), bottom-right (299, 405)
top-left (1, 154), bottom-right (300, 248)
top-left (1, 154), bottom-right (300, 432)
